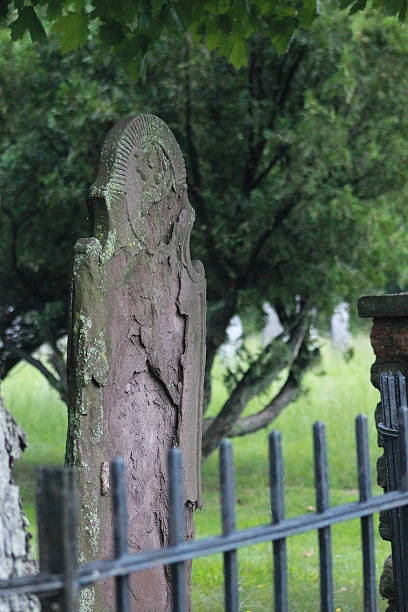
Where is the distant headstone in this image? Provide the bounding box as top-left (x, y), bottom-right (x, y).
top-left (262, 303), bottom-right (284, 347)
top-left (220, 305), bottom-right (284, 365)
top-left (0, 394), bottom-right (39, 612)
top-left (220, 315), bottom-right (243, 364)
top-left (66, 115), bottom-right (206, 610)
top-left (330, 302), bottom-right (351, 354)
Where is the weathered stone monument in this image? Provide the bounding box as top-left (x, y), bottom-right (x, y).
top-left (66, 115), bottom-right (206, 610)
top-left (0, 394), bottom-right (39, 612)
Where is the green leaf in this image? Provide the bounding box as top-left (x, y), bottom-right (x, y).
top-left (99, 22), bottom-right (126, 47)
top-left (47, 0), bottom-right (64, 20)
top-left (168, 5), bottom-right (184, 32)
top-left (341, 0), bottom-right (367, 14)
top-left (10, 6), bottom-right (46, 43)
top-left (206, 29), bottom-right (223, 51)
top-left (229, 37), bottom-right (247, 69)
top-left (10, 9), bottom-right (30, 40)
top-left (151, 0), bottom-right (166, 19)
top-left (72, 0), bottom-right (86, 10)
top-left (218, 14), bottom-right (233, 34)
top-left (271, 18), bottom-right (298, 54)
top-left (298, 0), bottom-right (318, 26)
top-left (204, 0), bottom-right (231, 16)
top-left (0, 1), bottom-right (9, 20)
top-left (369, 0), bottom-right (406, 14)
top-left (399, 0), bottom-right (408, 20)
top-left (381, 0), bottom-right (407, 18)
top-left (52, 14), bottom-right (89, 53)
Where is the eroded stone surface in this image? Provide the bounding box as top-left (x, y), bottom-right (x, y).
top-left (379, 555), bottom-right (396, 611)
top-left (371, 317), bottom-right (408, 360)
top-left (0, 394), bottom-right (39, 612)
top-left (66, 115), bottom-right (206, 611)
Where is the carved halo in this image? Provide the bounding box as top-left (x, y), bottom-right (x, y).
top-left (92, 114), bottom-right (186, 226)
top-left (95, 114), bottom-right (186, 187)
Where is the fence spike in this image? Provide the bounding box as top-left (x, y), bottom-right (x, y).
top-left (396, 402), bottom-right (408, 608)
top-left (380, 372), bottom-right (408, 611)
top-left (313, 421), bottom-right (334, 612)
top-left (111, 458), bottom-right (130, 612)
top-left (269, 430), bottom-right (288, 612)
top-left (169, 447), bottom-right (186, 612)
top-left (355, 415), bottom-right (376, 612)
top-left (397, 374), bottom-right (408, 492)
top-left (36, 466), bottom-right (78, 611)
top-left (220, 439), bottom-right (239, 612)
top-left (399, 405), bottom-right (408, 491)
top-left (6, 414), bottom-right (408, 612)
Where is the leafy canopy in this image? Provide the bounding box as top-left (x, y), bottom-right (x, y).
top-left (2, 6), bottom-right (408, 446)
top-left (1, 6), bottom-right (408, 376)
top-left (1, 0), bottom-right (407, 72)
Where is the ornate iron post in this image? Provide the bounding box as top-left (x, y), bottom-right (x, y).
top-left (358, 293), bottom-right (408, 611)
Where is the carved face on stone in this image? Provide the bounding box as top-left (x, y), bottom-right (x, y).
top-left (134, 143), bottom-right (173, 214)
top-left (130, 142), bottom-right (182, 250)
top-left (91, 115), bottom-right (188, 254)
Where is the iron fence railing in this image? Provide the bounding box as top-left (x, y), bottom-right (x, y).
top-left (2, 405), bottom-right (408, 611)
top-left (379, 371), bottom-right (408, 611)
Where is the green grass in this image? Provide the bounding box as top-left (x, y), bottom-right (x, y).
top-left (1, 361), bottom-right (67, 550)
top-left (193, 335), bottom-right (389, 611)
top-left (1, 335), bottom-right (391, 610)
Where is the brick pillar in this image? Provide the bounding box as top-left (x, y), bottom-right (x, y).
top-left (358, 293), bottom-right (408, 611)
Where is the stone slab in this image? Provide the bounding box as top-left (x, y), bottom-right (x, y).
top-left (358, 293), bottom-right (408, 318)
top-left (66, 114), bottom-right (206, 611)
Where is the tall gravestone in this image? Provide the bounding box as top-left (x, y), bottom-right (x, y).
top-left (66, 115), bottom-right (206, 611)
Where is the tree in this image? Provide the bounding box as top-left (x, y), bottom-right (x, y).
top-left (1, 8), bottom-right (408, 454)
top-left (0, 36), bottom-right (124, 400)
top-left (153, 10), bottom-right (408, 455)
top-left (0, 1), bottom-right (406, 73)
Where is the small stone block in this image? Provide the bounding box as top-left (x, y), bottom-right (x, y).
top-left (358, 293), bottom-right (408, 318)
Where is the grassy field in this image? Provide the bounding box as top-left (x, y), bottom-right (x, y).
top-left (1, 334), bottom-right (390, 611)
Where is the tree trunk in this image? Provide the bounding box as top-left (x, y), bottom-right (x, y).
top-left (2, 342), bottom-right (67, 404)
top-left (202, 313), bottom-right (309, 456)
top-left (0, 394), bottom-right (39, 612)
top-left (228, 341), bottom-right (319, 436)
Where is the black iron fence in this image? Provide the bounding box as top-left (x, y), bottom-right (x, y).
top-left (2, 408), bottom-right (408, 611)
top-left (379, 371), bottom-right (408, 611)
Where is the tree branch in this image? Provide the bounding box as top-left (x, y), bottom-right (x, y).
top-left (49, 337), bottom-right (67, 393)
top-left (202, 307), bottom-right (310, 457)
top-left (202, 370), bottom-right (298, 437)
top-left (244, 185), bottom-right (304, 280)
top-left (184, 37), bottom-right (202, 193)
top-left (2, 204), bottom-right (44, 298)
top-left (230, 341), bottom-right (318, 435)
top-left (183, 39), bottom-right (240, 282)
top-left (241, 46), bottom-right (263, 198)
top-left (274, 44), bottom-right (306, 109)
top-left (243, 43), bottom-right (307, 197)
top-left (3, 342), bottom-right (67, 403)
top-left (231, 371), bottom-right (299, 435)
